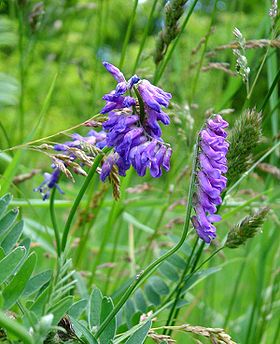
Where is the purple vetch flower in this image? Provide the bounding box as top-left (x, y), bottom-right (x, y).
top-left (192, 114), bottom-right (229, 243)
top-left (100, 61), bottom-right (172, 180)
top-left (34, 168), bottom-right (64, 200)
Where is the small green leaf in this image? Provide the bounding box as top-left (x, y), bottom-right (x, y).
top-left (166, 253), bottom-right (187, 270)
top-left (125, 320), bottom-right (152, 344)
top-left (183, 267), bottom-right (222, 291)
top-left (0, 208), bottom-right (19, 240)
top-left (149, 276), bottom-right (169, 295)
top-left (30, 286), bottom-right (50, 316)
top-left (23, 270), bottom-right (52, 297)
top-left (70, 316), bottom-right (98, 344)
top-left (49, 296), bottom-right (73, 325)
top-left (99, 297), bottom-right (116, 344)
top-left (74, 271), bottom-right (89, 299)
top-left (159, 262), bottom-right (179, 281)
top-left (1, 220), bottom-right (23, 253)
top-left (144, 284), bottom-right (161, 306)
top-left (68, 299), bottom-right (87, 319)
top-left (3, 252), bottom-right (37, 309)
top-left (134, 289), bottom-right (147, 313)
top-left (88, 287), bottom-right (103, 329)
top-left (0, 194), bottom-right (12, 218)
top-left (125, 299), bottom-right (136, 328)
top-left (0, 246), bottom-right (26, 285)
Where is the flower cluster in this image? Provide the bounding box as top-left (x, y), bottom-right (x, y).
top-left (192, 115), bottom-right (229, 243)
top-left (34, 130), bottom-right (107, 200)
top-left (100, 62), bottom-right (172, 181)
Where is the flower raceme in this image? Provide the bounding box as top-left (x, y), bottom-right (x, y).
top-left (192, 115), bottom-right (229, 243)
top-left (34, 61), bottom-right (173, 199)
top-left (100, 61), bottom-right (172, 181)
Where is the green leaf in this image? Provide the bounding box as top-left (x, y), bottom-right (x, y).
top-left (99, 297), bottom-right (116, 344)
top-left (149, 276), bottom-right (169, 295)
top-left (74, 271), bottom-right (89, 299)
top-left (0, 246), bottom-right (26, 285)
top-left (1, 220), bottom-right (23, 253)
top-left (49, 295), bottom-right (73, 325)
top-left (68, 299), bottom-right (87, 319)
top-left (125, 320), bottom-right (152, 344)
top-left (159, 262), bottom-right (179, 282)
top-left (183, 267), bottom-right (222, 291)
top-left (0, 194), bottom-right (12, 218)
top-left (30, 286), bottom-right (50, 316)
top-left (166, 253), bottom-right (187, 270)
top-left (88, 287), bottom-right (103, 329)
top-left (3, 252), bottom-right (37, 309)
top-left (134, 289), bottom-right (147, 313)
top-left (23, 270), bottom-right (52, 297)
top-left (70, 316), bottom-right (98, 344)
top-left (125, 299), bottom-right (136, 328)
top-left (144, 284), bottom-right (161, 306)
top-left (123, 212), bottom-right (155, 234)
top-left (0, 208), bottom-right (19, 240)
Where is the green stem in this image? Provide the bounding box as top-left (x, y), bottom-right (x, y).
top-left (119, 0), bottom-right (139, 69)
top-left (61, 148), bottom-right (110, 252)
top-left (50, 188), bottom-right (61, 257)
top-left (94, 141), bottom-right (200, 339)
top-left (132, 0), bottom-right (158, 73)
top-left (153, 0), bottom-right (199, 84)
top-left (190, 0), bottom-right (218, 103)
top-left (163, 237), bottom-right (199, 332)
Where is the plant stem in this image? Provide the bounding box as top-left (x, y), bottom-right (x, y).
top-left (50, 188), bottom-right (61, 257)
top-left (94, 141), bottom-right (199, 339)
top-left (0, 311), bottom-right (33, 344)
top-left (61, 148), bottom-right (110, 252)
top-left (132, 0), bottom-right (158, 73)
top-left (119, 0), bottom-right (139, 70)
top-left (153, 0), bottom-right (199, 84)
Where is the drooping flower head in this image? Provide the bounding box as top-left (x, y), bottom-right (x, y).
top-left (100, 61), bottom-right (172, 180)
top-left (192, 115), bottom-right (229, 243)
top-left (34, 129), bottom-right (107, 200)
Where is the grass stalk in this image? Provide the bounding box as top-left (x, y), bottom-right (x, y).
top-left (50, 188), bottom-right (61, 257)
top-left (94, 141), bottom-right (199, 339)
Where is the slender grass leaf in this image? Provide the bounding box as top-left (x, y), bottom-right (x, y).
top-left (49, 296), bottom-right (73, 325)
top-left (68, 299), bottom-right (88, 319)
top-left (0, 151), bottom-right (22, 196)
top-left (125, 320), bottom-right (152, 344)
top-left (0, 247), bottom-right (4, 260)
top-left (123, 212), bottom-right (154, 234)
top-left (134, 289), bottom-right (147, 313)
top-left (88, 287), bottom-right (103, 329)
top-left (3, 252), bottom-right (37, 309)
top-left (1, 220), bottom-right (23, 253)
top-left (70, 316), bottom-right (98, 344)
top-left (0, 246), bottom-right (26, 285)
top-left (100, 297), bottom-right (116, 344)
top-left (0, 208), bottom-right (19, 240)
top-left (23, 270), bottom-right (52, 297)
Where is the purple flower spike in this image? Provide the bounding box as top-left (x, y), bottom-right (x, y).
top-left (34, 168), bottom-right (64, 200)
top-left (192, 114), bottom-right (229, 243)
top-left (100, 61), bottom-right (172, 181)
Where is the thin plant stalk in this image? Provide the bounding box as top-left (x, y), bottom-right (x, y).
top-left (153, 0), bottom-right (199, 84)
top-left (132, 0), bottom-right (158, 73)
top-left (94, 141), bottom-right (199, 339)
top-left (119, 0), bottom-right (139, 69)
top-left (50, 188), bottom-right (61, 257)
top-left (190, 0), bottom-right (218, 103)
top-left (61, 148), bottom-right (110, 252)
